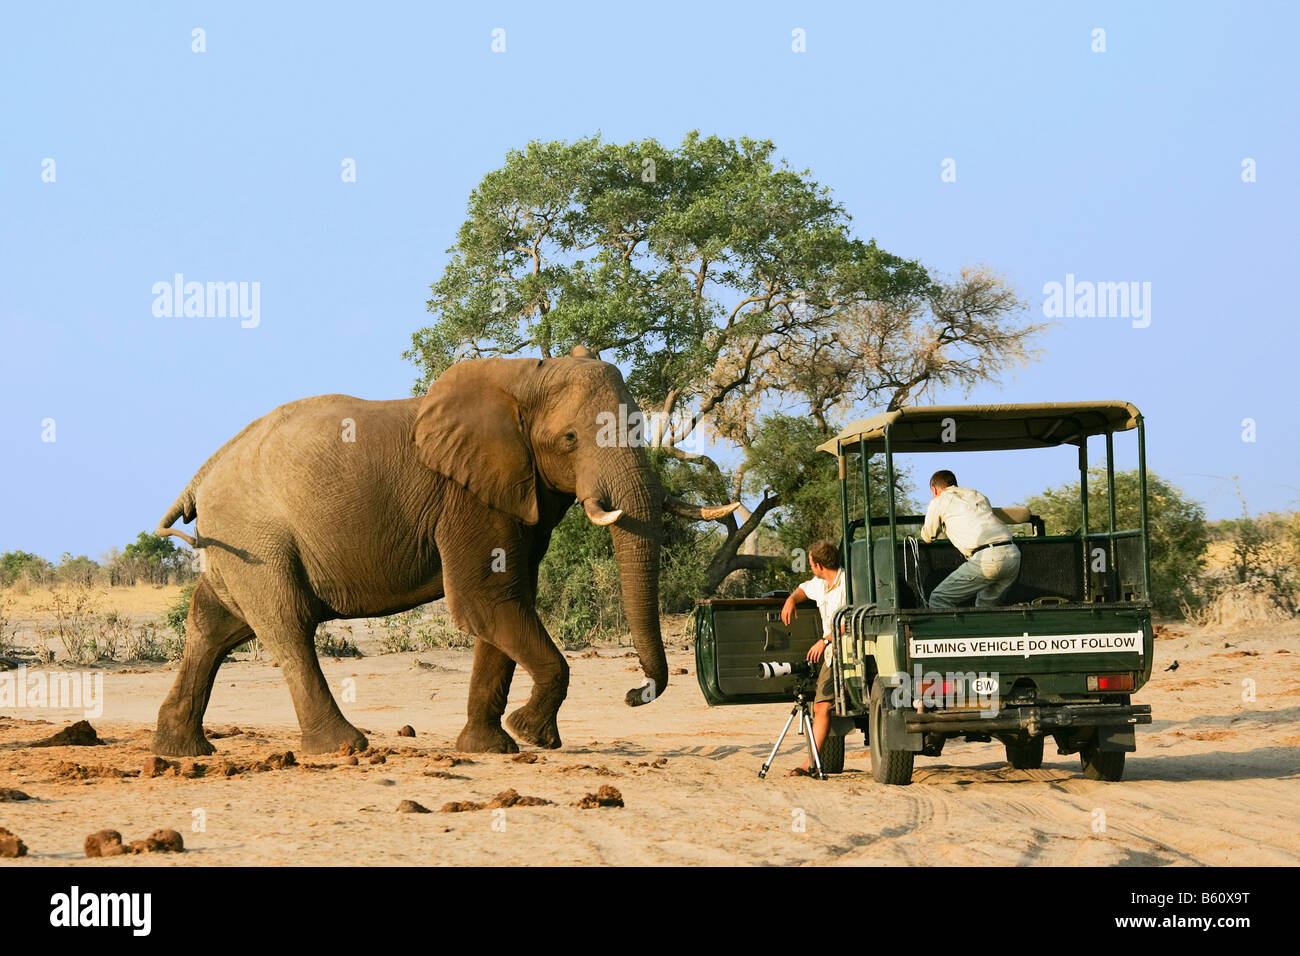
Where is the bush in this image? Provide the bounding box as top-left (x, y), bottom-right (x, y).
top-left (315, 623), bottom-right (363, 658)
top-left (124, 621), bottom-right (181, 662)
top-left (36, 585), bottom-right (104, 665)
top-left (163, 582), bottom-right (197, 640)
top-left (373, 609), bottom-right (423, 653)
top-left (1, 551), bottom-right (53, 591)
top-left (535, 509), bottom-right (625, 647)
top-left (368, 606), bottom-right (469, 653)
top-left (1027, 468), bottom-right (1208, 616)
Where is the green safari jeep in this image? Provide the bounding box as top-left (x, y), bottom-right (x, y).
top-left (696, 402), bottom-right (1155, 785)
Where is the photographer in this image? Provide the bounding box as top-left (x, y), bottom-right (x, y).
top-left (779, 540), bottom-right (846, 777)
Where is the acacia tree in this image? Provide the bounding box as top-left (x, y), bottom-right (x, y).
top-left (407, 133), bottom-right (1044, 595)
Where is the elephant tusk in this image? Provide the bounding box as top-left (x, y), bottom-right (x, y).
top-left (663, 494), bottom-right (741, 522)
top-left (583, 497), bottom-right (624, 527)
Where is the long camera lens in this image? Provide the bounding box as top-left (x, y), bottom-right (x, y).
top-left (756, 660), bottom-right (812, 680)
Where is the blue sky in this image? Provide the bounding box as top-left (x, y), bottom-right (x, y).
top-left (2, 1), bottom-right (1297, 561)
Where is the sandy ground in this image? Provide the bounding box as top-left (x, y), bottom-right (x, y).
top-left (1, 614), bottom-right (1297, 867)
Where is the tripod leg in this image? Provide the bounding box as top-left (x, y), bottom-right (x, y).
top-left (759, 705), bottom-right (801, 778)
top-left (804, 703), bottom-right (827, 780)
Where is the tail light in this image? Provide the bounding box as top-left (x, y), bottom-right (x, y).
top-left (1087, 674), bottom-right (1134, 692)
top-left (918, 678), bottom-right (957, 698)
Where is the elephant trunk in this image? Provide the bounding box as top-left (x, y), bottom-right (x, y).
top-left (594, 460), bottom-right (667, 706)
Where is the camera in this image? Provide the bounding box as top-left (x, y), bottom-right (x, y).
top-left (757, 660), bottom-right (814, 680)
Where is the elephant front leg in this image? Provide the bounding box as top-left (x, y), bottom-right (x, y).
top-left (500, 607), bottom-right (568, 750)
top-left (457, 639), bottom-right (520, 753)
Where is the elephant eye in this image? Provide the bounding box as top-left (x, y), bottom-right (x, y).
top-left (563, 431), bottom-right (578, 448)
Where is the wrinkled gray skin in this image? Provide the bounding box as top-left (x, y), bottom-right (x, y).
top-left (152, 353), bottom-right (669, 756)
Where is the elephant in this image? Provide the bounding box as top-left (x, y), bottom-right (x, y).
top-left (151, 347), bottom-right (737, 757)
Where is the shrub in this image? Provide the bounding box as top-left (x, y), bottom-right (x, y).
top-left (163, 582), bottom-right (197, 640)
top-left (36, 585), bottom-right (104, 665)
top-left (315, 623), bottom-right (362, 658)
top-left (1027, 468), bottom-right (1208, 616)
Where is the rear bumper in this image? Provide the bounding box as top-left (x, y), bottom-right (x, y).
top-left (903, 702), bottom-right (1151, 737)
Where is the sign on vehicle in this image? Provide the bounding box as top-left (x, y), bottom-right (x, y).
top-left (909, 631), bottom-right (1144, 660)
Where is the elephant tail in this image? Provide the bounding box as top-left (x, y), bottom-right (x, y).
top-left (156, 486), bottom-right (198, 547)
top-left (153, 414), bottom-right (262, 549)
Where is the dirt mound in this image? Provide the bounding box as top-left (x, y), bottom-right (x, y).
top-left (574, 785), bottom-right (624, 809)
top-left (143, 751), bottom-right (299, 779)
top-left (85, 828), bottom-right (183, 857)
top-left (625, 757), bottom-right (668, 769)
top-left (84, 829), bottom-right (126, 857)
top-left (440, 789), bottom-right (552, 812)
top-left (0, 827), bottom-right (26, 857)
top-left (0, 788), bottom-right (30, 801)
top-left (558, 763), bottom-right (617, 776)
top-left (429, 754), bottom-right (469, 768)
top-left (55, 761), bottom-right (137, 780)
top-left (141, 756), bottom-right (170, 777)
top-left (32, 720), bottom-right (103, 747)
top-left (396, 800), bottom-right (431, 813)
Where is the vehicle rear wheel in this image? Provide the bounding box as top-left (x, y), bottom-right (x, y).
top-left (1080, 741), bottom-right (1126, 781)
top-left (819, 733), bottom-right (845, 774)
top-left (1005, 736), bottom-right (1044, 769)
top-left (869, 684), bottom-right (914, 786)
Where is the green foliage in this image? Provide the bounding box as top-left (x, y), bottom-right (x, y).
top-left (735, 414), bottom-right (917, 588)
top-left (0, 550), bottom-right (52, 588)
top-left (118, 531), bottom-right (190, 586)
top-left (406, 132), bottom-right (1038, 629)
top-left (164, 582), bottom-right (196, 640)
top-left (406, 131), bottom-right (931, 401)
top-left (1026, 468), bottom-right (1208, 614)
top-left (56, 553), bottom-right (99, 587)
top-left (535, 506), bottom-right (626, 646)
top-left (370, 607), bottom-right (469, 653)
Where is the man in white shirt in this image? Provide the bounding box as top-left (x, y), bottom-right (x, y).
top-left (779, 540), bottom-right (846, 777)
top-left (920, 470), bottom-right (1021, 609)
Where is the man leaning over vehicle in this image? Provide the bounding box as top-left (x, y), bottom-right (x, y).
top-left (921, 470), bottom-right (1021, 609)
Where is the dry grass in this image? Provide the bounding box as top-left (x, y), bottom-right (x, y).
top-left (1, 583), bottom-right (185, 617)
top-left (1183, 583), bottom-right (1295, 629)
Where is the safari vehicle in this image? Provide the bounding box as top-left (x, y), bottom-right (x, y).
top-left (696, 402), bottom-right (1154, 785)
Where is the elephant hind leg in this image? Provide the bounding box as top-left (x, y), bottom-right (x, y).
top-left (242, 604), bottom-right (366, 755)
top-left (457, 639), bottom-right (519, 754)
top-left (153, 577), bottom-right (253, 756)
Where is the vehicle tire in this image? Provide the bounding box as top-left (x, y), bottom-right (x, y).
top-left (1080, 741), bottom-right (1126, 781)
top-left (1005, 736), bottom-right (1044, 769)
top-left (869, 683), bottom-right (914, 785)
top-left (819, 733), bottom-right (845, 774)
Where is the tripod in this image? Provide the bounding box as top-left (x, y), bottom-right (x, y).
top-left (758, 678), bottom-right (827, 780)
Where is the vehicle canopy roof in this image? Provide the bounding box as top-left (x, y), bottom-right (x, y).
top-left (816, 401), bottom-right (1142, 455)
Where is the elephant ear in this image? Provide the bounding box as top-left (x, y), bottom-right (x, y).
top-left (414, 358), bottom-right (541, 525)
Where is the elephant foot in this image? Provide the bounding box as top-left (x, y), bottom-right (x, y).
top-left (300, 720), bottom-right (368, 755)
top-left (152, 725), bottom-right (216, 757)
top-left (505, 704), bottom-right (562, 750)
top-left (456, 721), bottom-right (519, 754)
